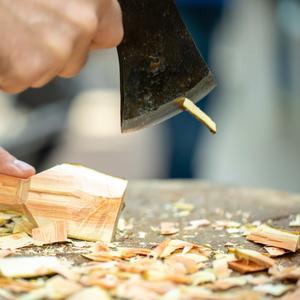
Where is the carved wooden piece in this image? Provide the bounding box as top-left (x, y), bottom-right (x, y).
top-left (0, 164), bottom-right (127, 242)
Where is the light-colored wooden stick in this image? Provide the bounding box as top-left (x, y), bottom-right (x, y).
top-left (177, 97), bottom-right (217, 134)
top-left (247, 224), bottom-right (300, 252)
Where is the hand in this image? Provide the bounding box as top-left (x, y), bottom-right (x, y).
top-left (0, 0), bottom-right (123, 93)
top-left (0, 147), bottom-right (36, 178)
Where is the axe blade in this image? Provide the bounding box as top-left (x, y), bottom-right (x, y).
top-left (117, 0), bottom-right (216, 133)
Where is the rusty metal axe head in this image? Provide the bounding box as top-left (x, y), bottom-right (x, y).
top-left (117, 0), bottom-right (216, 133)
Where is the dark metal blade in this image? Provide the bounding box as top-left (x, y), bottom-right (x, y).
top-left (117, 0), bottom-right (216, 133)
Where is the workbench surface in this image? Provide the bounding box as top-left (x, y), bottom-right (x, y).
top-left (16, 180), bottom-right (300, 298)
top-left (119, 181), bottom-right (300, 248)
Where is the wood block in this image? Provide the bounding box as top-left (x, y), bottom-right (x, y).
top-left (32, 221), bottom-right (67, 244)
top-left (247, 224), bottom-right (300, 252)
top-left (0, 164), bottom-right (128, 242)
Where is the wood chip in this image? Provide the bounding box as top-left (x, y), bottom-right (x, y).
top-left (119, 247), bottom-right (151, 258)
top-left (289, 215), bottom-right (300, 227)
top-left (254, 283), bottom-right (292, 296)
top-left (45, 275), bottom-right (82, 299)
top-left (151, 240), bottom-right (211, 259)
top-left (165, 254), bottom-right (199, 274)
top-left (214, 220), bottom-right (241, 229)
top-left (228, 260), bottom-right (267, 274)
top-left (0, 257), bottom-right (61, 278)
top-left (212, 254), bottom-right (235, 278)
top-left (67, 287), bottom-right (111, 300)
top-left (264, 246), bottom-right (289, 257)
top-left (12, 216), bottom-right (34, 235)
top-left (0, 250), bottom-right (11, 258)
top-left (83, 246), bottom-right (150, 262)
top-left (209, 277), bottom-right (248, 291)
top-left (160, 222), bottom-right (179, 235)
top-left (269, 265), bottom-right (300, 281)
top-left (184, 219), bottom-right (210, 231)
top-left (279, 288), bottom-right (300, 300)
top-left (32, 221), bottom-right (67, 245)
top-left (247, 224), bottom-right (300, 252)
top-left (0, 232), bottom-right (33, 250)
top-left (192, 270), bottom-right (216, 285)
top-left (233, 248), bottom-right (275, 268)
top-left (0, 288), bottom-right (15, 300)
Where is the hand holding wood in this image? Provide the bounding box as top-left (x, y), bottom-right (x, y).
top-left (0, 164), bottom-right (127, 242)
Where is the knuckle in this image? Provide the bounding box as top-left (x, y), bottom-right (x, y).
top-left (97, 26), bottom-right (124, 48)
top-left (80, 11), bottom-right (98, 36)
top-left (37, 29), bottom-right (74, 64)
top-left (15, 62), bottom-right (44, 85)
top-left (14, 56), bottom-right (55, 87)
top-left (47, 37), bottom-right (73, 63)
top-left (59, 59), bottom-right (87, 78)
top-left (66, 3), bottom-right (98, 37)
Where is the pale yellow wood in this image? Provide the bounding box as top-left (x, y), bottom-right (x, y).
top-left (0, 175), bottom-right (25, 213)
top-left (234, 248), bottom-right (275, 268)
top-left (177, 97), bottom-right (217, 134)
top-left (247, 224), bottom-right (300, 252)
top-left (0, 232), bottom-right (33, 250)
top-left (0, 164), bottom-right (128, 242)
top-left (228, 260), bottom-right (267, 274)
top-left (32, 221), bottom-right (67, 244)
top-left (12, 216), bottom-right (35, 235)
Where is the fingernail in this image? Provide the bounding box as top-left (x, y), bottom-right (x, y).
top-left (13, 159), bottom-right (34, 171)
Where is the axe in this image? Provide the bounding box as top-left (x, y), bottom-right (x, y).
top-left (117, 0), bottom-right (217, 133)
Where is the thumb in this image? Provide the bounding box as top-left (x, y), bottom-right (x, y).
top-left (0, 147), bottom-right (36, 178)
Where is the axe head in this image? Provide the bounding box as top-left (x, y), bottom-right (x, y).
top-left (117, 0), bottom-right (216, 133)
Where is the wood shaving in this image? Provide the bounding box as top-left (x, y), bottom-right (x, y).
top-left (289, 215), bottom-right (300, 227)
top-left (247, 224), bottom-right (300, 252)
top-left (160, 222), bottom-right (179, 235)
top-left (0, 233), bottom-right (33, 250)
top-left (184, 219), bottom-right (210, 231)
top-left (269, 265), bottom-right (300, 281)
top-left (264, 246), bottom-right (289, 257)
top-left (253, 283), bottom-right (292, 296)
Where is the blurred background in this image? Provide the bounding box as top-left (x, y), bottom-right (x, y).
top-left (1, 0), bottom-right (300, 193)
